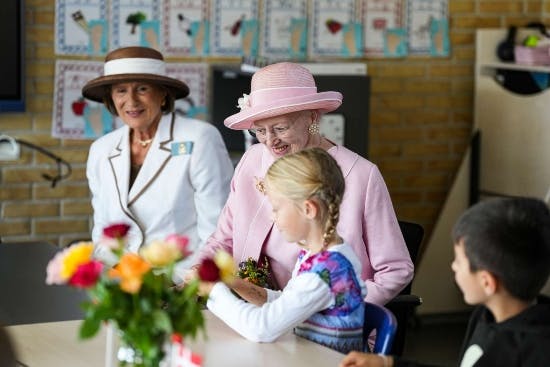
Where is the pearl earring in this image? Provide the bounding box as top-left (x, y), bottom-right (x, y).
top-left (308, 122), bottom-right (320, 135)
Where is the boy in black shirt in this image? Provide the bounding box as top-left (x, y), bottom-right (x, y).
top-left (340, 197), bottom-right (550, 367)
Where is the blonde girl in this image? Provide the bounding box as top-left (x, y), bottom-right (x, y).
top-left (203, 148), bottom-right (366, 353)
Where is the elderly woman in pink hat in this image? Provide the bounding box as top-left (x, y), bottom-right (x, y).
top-left (195, 62), bottom-right (413, 306)
top-left (82, 47), bottom-right (233, 266)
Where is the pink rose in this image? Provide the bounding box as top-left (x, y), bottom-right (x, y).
top-left (46, 250), bottom-right (68, 285)
top-left (68, 261), bottom-right (103, 288)
top-left (165, 234), bottom-right (191, 258)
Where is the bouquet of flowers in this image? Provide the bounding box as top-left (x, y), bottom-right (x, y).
top-left (237, 257), bottom-right (273, 288)
top-left (46, 223), bottom-right (205, 367)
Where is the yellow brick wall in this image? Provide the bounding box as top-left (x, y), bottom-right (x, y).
top-left (0, 0), bottom-right (546, 247)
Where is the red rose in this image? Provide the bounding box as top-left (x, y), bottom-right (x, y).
top-left (197, 258), bottom-right (220, 282)
top-left (69, 261), bottom-right (103, 288)
top-left (103, 223), bottom-right (131, 239)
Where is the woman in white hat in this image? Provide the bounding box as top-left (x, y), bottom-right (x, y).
top-left (83, 46), bottom-right (233, 268)
top-left (195, 62), bottom-right (413, 306)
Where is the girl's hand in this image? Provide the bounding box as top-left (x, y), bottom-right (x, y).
top-left (198, 281), bottom-right (216, 296)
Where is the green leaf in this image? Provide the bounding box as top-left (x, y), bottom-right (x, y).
top-left (79, 317), bottom-right (101, 339)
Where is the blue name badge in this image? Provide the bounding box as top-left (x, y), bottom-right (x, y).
top-left (171, 141), bottom-right (194, 156)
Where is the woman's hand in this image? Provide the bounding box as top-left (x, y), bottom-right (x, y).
top-left (339, 351), bottom-right (393, 367)
top-left (198, 281), bottom-right (216, 296)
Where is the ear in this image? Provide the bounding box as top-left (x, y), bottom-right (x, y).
top-left (303, 199), bottom-right (319, 220)
top-left (478, 270), bottom-right (498, 296)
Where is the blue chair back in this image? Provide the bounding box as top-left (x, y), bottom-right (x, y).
top-left (363, 302), bottom-right (398, 355)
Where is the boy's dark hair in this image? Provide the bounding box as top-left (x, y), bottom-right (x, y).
top-left (452, 197), bottom-right (550, 301)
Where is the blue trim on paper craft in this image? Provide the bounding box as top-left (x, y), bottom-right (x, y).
top-left (406, 0), bottom-right (448, 54)
top-left (263, 0), bottom-right (307, 55)
top-left (110, 0), bottom-right (160, 49)
top-left (57, 0), bottom-right (108, 55)
top-left (212, 0), bottom-right (259, 55)
top-left (311, 0), bottom-right (354, 55)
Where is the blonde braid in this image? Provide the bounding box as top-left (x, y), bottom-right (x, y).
top-left (320, 190), bottom-right (341, 249)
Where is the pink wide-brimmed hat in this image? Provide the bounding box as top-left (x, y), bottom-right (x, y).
top-left (82, 47), bottom-right (189, 103)
top-left (224, 62), bottom-right (343, 130)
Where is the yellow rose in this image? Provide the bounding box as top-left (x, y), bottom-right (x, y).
top-left (139, 240), bottom-right (181, 267)
top-left (60, 242), bottom-right (94, 280)
top-left (214, 250), bottom-right (236, 283)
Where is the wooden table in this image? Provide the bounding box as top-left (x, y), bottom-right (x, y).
top-left (7, 312), bottom-right (345, 367)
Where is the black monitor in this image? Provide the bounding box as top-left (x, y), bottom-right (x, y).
top-left (0, 0), bottom-right (25, 113)
top-left (210, 65), bottom-right (370, 158)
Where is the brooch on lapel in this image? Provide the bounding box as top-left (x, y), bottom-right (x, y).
top-left (171, 141), bottom-right (194, 156)
top-left (254, 176), bottom-right (266, 194)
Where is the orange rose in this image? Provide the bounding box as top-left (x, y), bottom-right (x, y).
top-left (108, 253), bottom-right (151, 293)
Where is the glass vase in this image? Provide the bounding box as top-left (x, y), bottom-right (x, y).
top-left (115, 334), bottom-right (171, 367)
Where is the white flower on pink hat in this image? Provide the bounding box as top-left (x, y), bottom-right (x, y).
top-left (237, 93), bottom-right (250, 110)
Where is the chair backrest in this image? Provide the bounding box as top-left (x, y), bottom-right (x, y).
top-left (363, 302), bottom-right (398, 355)
top-left (398, 220), bottom-right (424, 293)
top-left (384, 220), bottom-right (424, 356)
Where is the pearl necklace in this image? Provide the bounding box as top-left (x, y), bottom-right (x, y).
top-left (135, 138), bottom-right (153, 147)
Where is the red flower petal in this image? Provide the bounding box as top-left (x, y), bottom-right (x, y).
top-left (197, 258), bottom-right (220, 282)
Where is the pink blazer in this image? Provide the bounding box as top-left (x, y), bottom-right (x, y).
top-left (198, 143), bottom-right (414, 305)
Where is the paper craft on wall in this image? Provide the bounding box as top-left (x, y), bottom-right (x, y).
top-left (55, 0), bottom-right (108, 56)
top-left (210, 0), bottom-right (259, 56)
top-left (319, 114), bottom-right (345, 146)
top-left (406, 0), bottom-right (448, 55)
top-left (52, 60), bottom-right (117, 139)
top-left (166, 63), bottom-right (209, 121)
top-left (260, 0), bottom-right (307, 60)
top-left (309, 0), bottom-right (355, 58)
top-left (162, 0), bottom-right (209, 56)
top-left (361, 0), bottom-right (403, 57)
top-left (342, 22), bottom-right (363, 57)
top-left (110, 0), bottom-right (161, 50)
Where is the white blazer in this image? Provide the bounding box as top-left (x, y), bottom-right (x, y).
top-left (86, 113), bottom-right (234, 266)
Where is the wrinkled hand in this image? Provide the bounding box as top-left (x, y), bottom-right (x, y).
top-left (339, 351), bottom-right (393, 367)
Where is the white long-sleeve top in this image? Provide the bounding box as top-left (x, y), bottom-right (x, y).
top-left (206, 243), bottom-right (365, 343)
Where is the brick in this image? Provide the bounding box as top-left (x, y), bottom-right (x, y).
top-left (370, 111), bottom-right (401, 126)
top-left (0, 221), bottom-right (31, 236)
top-left (372, 95), bottom-right (425, 109)
top-left (34, 10), bottom-right (55, 25)
top-left (449, 1), bottom-right (475, 13)
top-left (425, 159), bottom-right (462, 172)
top-left (0, 186), bottom-right (31, 200)
top-left (15, 134), bottom-right (60, 148)
top-left (406, 111), bottom-right (450, 125)
top-left (35, 219), bottom-right (89, 234)
top-left (34, 114), bottom-right (56, 130)
top-left (35, 79), bottom-right (55, 94)
top-left (430, 64), bottom-right (474, 77)
top-left (402, 143), bottom-right (449, 156)
top-left (369, 144), bottom-right (402, 158)
top-left (370, 78), bottom-right (404, 93)
top-left (3, 202), bottom-right (59, 217)
top-left (28, 96), bottom-right (54, 113)
top-left (67, 167), bottom-right (88, 181)
top-left (0, 114), bottom-right (33, 130)
top-left (388, 190), bottom-right (424, 203)
top-left (376, 127), bottom-right (424, 141)
top-left (35, 149), bottom-right (89, 164)
top-left (3, 168), bottom-right (46, 183)
top-left (34, 184), bottom-right (90, 199)
top-left (26, 62), bottom-right (55, 78)
top-left (450, 32), bottom-right (475, 46)
top-left (62, 201), bottom-right (93, 215)
top-left (369, 64), bottom-right (426, 78)
top-left (404, 80), bottom-right (452, 93)
top-left (453, 17), bottom-right (501, 29)
top-left (378, 159), bottom-right (424, 172)
top-left (452, 79), bottom-right (474, 93)
top-left (479, 2), bottom-right (523, 13)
